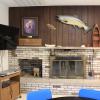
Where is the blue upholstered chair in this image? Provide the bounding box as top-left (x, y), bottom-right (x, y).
top-left (27, 89), bottom-right (52, 100)
top-left (79, 89), bottom-right (100, 100)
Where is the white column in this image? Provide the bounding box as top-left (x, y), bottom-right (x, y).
top-left (0, 50), bottom-right (8, 72)
top-left (0, 3), bottom-right (9, 72)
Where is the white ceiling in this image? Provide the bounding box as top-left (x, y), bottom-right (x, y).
top-left (1, 0), bottom-right (100, 7)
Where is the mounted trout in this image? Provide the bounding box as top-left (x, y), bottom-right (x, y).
top-left (57, 15), bottom-right (90, 32)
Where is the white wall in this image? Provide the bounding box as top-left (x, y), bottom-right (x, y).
top-left (0, 3), bottom-right (8, 25)
top-left (0, 3), bottom-right (8, 72)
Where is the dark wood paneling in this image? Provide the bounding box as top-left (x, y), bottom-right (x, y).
top-left (9, 6), bottom-right (100, 47)
top-left (40, 7), bottom-right (50, 44)
top-left (62, 6), bottom-right (70, 46)
top-left (81, 7), bottom-right (88, 46)
top-left (56, 7), bottom-right (63, 46)
top-left (50, 7), bottom-right (57, 45)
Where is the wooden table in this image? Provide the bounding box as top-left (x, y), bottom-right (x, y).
top-left (0, 71), bottom-right (20, 100)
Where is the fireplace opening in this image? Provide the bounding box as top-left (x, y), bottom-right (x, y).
top-left (19, 59), bottom-right (42, 77)
top-left (50, 56), bottom-right (84, 79)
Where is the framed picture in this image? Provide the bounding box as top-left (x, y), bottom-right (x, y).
top-left (22, 17), bottom-right (38, 37)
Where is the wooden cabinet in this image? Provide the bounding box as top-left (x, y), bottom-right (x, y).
top-left (0, 86), bottom-right (11, 100)
top-left (10, 82), bottom-right (20, 100)
top-left (92, 24), bottom-right (100, 47)
top-left (19, 38), bottom-right (43, 46)
top-left (0, 72), bottom-right (20, 100)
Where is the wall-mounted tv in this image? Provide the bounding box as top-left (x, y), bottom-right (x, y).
top-left (0, 24), bottom-right (19, 50)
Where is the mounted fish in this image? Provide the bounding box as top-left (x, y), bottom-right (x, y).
top-left (57, 15), bottom-right (90, 32)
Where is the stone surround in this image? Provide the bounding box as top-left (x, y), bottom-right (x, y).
top-left (8, 46), bottom-right (100, 95)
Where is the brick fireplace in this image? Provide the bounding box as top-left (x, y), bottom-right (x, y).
top-left (8, 47), bottom-right (100, 96)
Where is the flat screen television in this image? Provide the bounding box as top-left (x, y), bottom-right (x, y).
top-left (0, 24), bottom-right (19, 50)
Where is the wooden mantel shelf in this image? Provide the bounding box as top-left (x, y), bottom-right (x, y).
top-left (17, 46), bottom-right (100, 50)
top-left (19, 38), bottom-right (42, 46)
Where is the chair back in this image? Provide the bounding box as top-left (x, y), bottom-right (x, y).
top-left (27, 89), bottom-right (52, 100)
top-left (79, 89), bottom-right (100, 100)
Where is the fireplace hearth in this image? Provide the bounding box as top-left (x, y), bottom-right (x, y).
top-left (19, 59), bottom-right (42, 77)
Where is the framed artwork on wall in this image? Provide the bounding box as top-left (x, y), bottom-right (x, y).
top-left (22, 17), bottom-right (38, 37)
